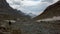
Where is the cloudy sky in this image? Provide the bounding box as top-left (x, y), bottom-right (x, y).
top-left (6, 0), bottom-right (59, 17)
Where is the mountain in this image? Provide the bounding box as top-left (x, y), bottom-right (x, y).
top-left (0, 0), bottom-right (31, 34)
top-left (27, 13), bottom-right (37, 18)
top-left (34, 1), bottom-right (60, 20)
top-left (0, 0), bottom-right (60, 34)
top-left (32, 1), bottom-right (60, 34)
top-left (0, 0), bottom-right (31, 20)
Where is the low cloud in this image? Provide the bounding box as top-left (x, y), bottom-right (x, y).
top-left (6, 0), bottom-right (59, 17)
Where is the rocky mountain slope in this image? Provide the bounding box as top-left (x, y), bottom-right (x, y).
top-left (0, 0), bottom-right (31, 20)
top-left (31, 1), bottom-right (60, 34)
top-left (34, 1), bottom-right (60, 20)
top-left (0, 0), bottom-right (31, 34)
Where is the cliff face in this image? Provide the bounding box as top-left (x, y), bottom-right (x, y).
top-left (34, 1), bottom-right (60, 20)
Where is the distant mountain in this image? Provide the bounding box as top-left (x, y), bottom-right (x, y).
top-left (27, 13), bottom-right (37, 18)
top-left (34, 1), bottom-right (60, 20)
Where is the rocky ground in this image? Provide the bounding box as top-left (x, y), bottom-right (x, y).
top-left (0, 19), bottom-right (60, 34)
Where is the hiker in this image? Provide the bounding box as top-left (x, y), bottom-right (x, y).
top-left (9, 21), bottom-right (11, 25)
